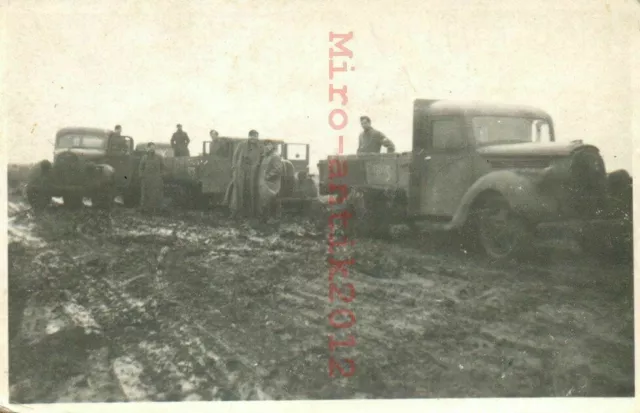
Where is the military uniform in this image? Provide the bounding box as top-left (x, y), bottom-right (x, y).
top-left (171, 130), bottom-right (191, 157)
top-left (224, 139), bottom-right (262, 218)
top-left (139, 152), bottom-right (164, 213)
top-left (357, 128), bottom-right (395, 154)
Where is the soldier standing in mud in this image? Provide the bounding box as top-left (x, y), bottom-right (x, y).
top-left (357, 116), bottom-right (396, 154)
top-left (170, 124), bottom-right (191, 157)
top-left (224, 129), bottom-right (262, 219)
top-left (138, 142), bottom-right (165, 214)
top-left (257, 140), bottom-right (285, 224)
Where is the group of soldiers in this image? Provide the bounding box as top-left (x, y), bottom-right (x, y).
top-left (109, 115), bottom-right (395, 224)
top-left (131, 126), bottom-right (286, 225)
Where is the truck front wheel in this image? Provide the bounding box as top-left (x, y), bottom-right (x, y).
top-left (63, 193), bottom-right (83, 209)
top-left (26, 186), bottom-right (50, 210)
top-left (474, 193), bottom-right (534, 261)
top-left (92, 185), bottom-right (115, 210)
top-left (577, 223), bottom-right (633, 264)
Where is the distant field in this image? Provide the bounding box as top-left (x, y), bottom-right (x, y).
top-left (7, 163), bottom-right (34, 191)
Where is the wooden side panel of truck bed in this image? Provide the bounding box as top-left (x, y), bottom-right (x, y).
top-left (318, 152), bottom-right (412, 191)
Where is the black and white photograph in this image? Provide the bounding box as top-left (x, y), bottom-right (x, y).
top-left (2, 0), bottom-right (638, 411)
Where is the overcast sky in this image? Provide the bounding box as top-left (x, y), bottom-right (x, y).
top-left (3, 0), bottom-right (638, 173)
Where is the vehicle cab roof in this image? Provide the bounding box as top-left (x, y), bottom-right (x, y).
top-left (219, 136), bottom-right (286, 144)
top-left (55, 127), bottom-right (113, 138)
top-left (135, 142), bottom-right (173, 150)
top-left (414, 99), bottom-right (553, 120)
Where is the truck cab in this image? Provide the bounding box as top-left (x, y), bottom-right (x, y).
top-left (27, 127), bottom-right (137, 209)
top-left (318, 99), bottom-right (620, 261)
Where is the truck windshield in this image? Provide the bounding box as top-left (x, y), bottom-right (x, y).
top-left (155, 147), bottom-right (174, 157)
top-left (57, 134), bottom-right (107, 150)
top-left (285, 144), bottom-right (308, 160)
top-left (472, 116), bottom-right (552, 145)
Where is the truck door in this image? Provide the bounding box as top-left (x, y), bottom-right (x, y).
top-left (410, 115), bottom-right (474, 218)
top-left (106, 136), bottom-right (134, 190)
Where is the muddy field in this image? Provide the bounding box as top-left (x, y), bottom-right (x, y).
top-left (7, 189), bottom-right (635, 402)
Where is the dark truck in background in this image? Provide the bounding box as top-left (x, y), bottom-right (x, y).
top-left (26, 127), bottom-right (136, 210)
top-left (318, 99), bottom-right (632, 262)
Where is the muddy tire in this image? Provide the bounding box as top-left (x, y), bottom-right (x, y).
top-left (26, 185), bottom-right (50, 210)
top-left (577, 226), bottom-right (633, 265)
top-left (63, 193), bottom-right (83, 209)
top-left (92, 185), bottom-right (115, 210)
top-left (349, 189), bottom-right (391, 239)
top-left (123, 186), bottom-right (140, 208)
top-left (474, 193), bottom-right (534, 261)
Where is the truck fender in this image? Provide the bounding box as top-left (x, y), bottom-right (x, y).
top-left (449, 170), bottom-right (557, 229)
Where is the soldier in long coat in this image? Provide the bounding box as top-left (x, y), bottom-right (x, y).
top-left (224, 129), bottom-right (262, 218)
top-left (257, 140), bottom-right (285, 222)
top-left (138, 143), bottom-right (165, 214)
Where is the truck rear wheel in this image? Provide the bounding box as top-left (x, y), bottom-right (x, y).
top-left (123, 186), bottom-right (140, 208)
top-left (474, 193), bottom-right (534, 261)
top-left (349, 189), bottom-right (391, 239)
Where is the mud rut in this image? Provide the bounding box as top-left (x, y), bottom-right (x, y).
top-left (7, 196), bottom-right (635, 401)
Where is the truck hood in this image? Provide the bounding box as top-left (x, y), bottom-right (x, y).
top-left (477, 140), bottom-right (598, 158)
top-left (54, 148), bottom-right (106, 161)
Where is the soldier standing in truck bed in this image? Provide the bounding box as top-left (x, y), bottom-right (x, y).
top-left (109, 124), bottom-right (129, 154)
top-left (170, 124), bottom-right (190, 157)
top-left (357, 116), bottom-right (396, 154)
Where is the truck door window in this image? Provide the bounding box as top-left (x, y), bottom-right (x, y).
top-left (285, 144), bottom-right (307, 160)
top-left (431, 119), bottom-right (465, 150)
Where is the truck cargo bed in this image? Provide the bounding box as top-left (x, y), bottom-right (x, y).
top-left (318, 152), bottom-right (412, 191)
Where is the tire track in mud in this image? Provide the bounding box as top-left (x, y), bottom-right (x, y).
top-left (8, 199), bottom-right (635, 399)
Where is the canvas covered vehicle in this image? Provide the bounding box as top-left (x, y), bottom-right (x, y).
top-left (318, 99), bottom-right (632, 261)
top-left (26, 127), bottom-right (136, 210)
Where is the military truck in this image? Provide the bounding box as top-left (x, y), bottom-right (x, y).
top-left (126, 137), bottom-right (319, 210)
top-left (26, 127), bottom-right (136, 210)
top-left (318, 99), bottom-right (632, 261)
top-left (27, 128), bottom-right (319, 212)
